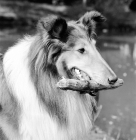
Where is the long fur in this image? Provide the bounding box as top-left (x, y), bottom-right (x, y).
top-left (2, 36), bottom-right (96, 140)
top-left (0, 12), bottom-right (105, 140)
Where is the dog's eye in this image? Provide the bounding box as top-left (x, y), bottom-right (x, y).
top-left (78, 48), bottom-right (85, 54)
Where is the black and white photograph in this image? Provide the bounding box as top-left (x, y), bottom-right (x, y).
top-left (0, 0), bottom-right (136, 140)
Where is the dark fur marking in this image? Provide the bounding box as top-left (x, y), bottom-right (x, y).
top-left (0, 127), bottom-right (8, 140)
top-left (38, 15), bottom-right (68, 42)
top-left (29, 36), bottom-right (67, 125)
top-left (62, 61), bottom-right (73, 79)
top-left (0, 104), bottom-right (2, 112)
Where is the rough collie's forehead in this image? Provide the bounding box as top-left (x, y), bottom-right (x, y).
top-left (68, 22), bottom-right (87, 38)
top-left (66, 23), bottom-right (89, 46)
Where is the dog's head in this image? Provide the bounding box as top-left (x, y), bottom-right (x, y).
top-left (37, 11), bottom-right (123, 94)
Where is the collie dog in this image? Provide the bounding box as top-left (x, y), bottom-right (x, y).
top-left (0, 11), bottom-right (123, 140)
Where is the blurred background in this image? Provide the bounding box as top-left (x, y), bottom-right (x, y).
top-left (0, 0), bottom-right (136, 140)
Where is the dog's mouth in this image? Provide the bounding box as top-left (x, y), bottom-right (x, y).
top-left (71, 67), bottom-right (91, 81)
top-left (70, 67), bottom-right (99, 95)
top-left (57, 67), bottom-right (124, 96)
top-left (57, 67), bottom-right (99, 95)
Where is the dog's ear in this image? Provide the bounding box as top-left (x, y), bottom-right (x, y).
top-left (77, 11), bottom-right (106, 36)
top-left (38, 15), bottom-right (67, 40)
top-left (77, 11), bottom-right (105, 26)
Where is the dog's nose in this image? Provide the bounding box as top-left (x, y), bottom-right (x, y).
top-left (108, 77), bottom-right (118, 85)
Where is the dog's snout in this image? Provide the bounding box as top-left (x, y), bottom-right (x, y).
top-left (108, 77), bottom-right (118, 85)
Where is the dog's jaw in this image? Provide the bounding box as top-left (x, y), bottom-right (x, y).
top-left (57, 66), bottom-right (124, 94)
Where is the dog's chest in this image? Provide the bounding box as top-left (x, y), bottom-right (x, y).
top-left (18, 93), bottom-right (93, 140)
